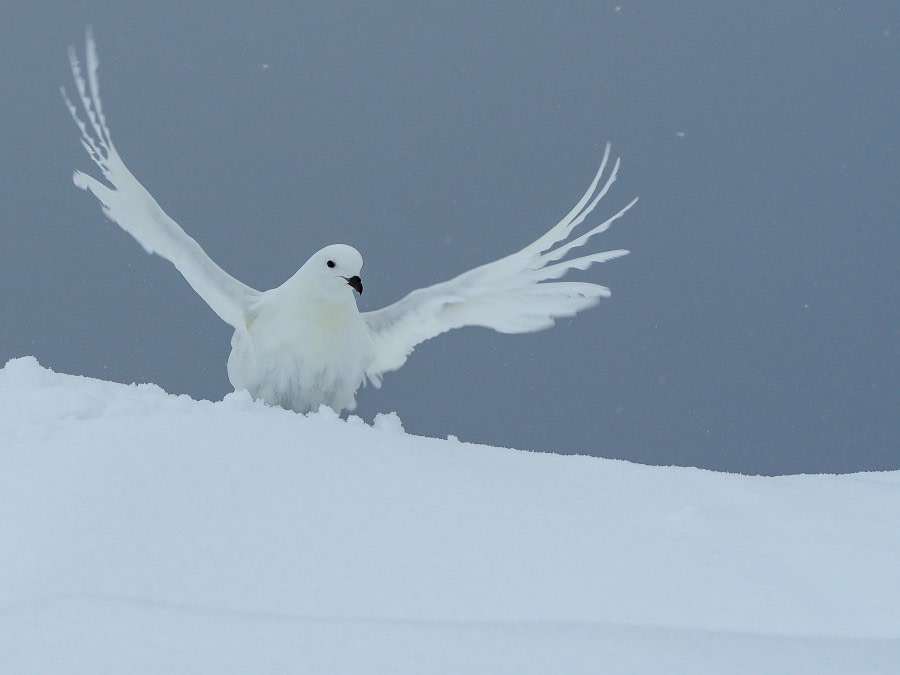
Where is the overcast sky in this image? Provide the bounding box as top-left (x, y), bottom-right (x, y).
top-left (1, 2), bottom-right (896, 474)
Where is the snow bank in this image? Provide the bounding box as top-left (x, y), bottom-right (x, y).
top-left (1, 357), bottom-right (898, 673)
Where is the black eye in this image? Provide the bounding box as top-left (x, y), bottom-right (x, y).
top-left (326, 260), bottom-right (335, 268)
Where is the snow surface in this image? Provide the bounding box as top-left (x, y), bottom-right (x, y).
top-left (1, 356), bottom-right (898, 673)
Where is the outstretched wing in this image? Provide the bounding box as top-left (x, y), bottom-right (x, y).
top-left (362, 144), bottom-right (636, 384)
top-left (61, 29), bottom-right (259, 330)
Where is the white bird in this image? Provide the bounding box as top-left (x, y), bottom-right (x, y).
top-left (61, 30), bottom-right (637, 414)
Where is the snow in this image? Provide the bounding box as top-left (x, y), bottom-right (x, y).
top-left (1, 356), bottom-right (898, 673)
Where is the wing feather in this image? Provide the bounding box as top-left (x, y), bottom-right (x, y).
top-left (362, 149), bottom-right (635, 384)
top-left (61, 29), bottom-right (259, 330)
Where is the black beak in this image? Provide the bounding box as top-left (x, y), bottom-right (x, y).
top-left (346, 276), bottom-right (363, 294)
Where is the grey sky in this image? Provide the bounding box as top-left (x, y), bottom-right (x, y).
top-left (1, 2), bottom-right (896, 474)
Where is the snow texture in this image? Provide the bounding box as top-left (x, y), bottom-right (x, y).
top-left (1, 356), bottom-right (898, 673)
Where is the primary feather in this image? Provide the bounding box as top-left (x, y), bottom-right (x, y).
top-left (62, 30), bottom-right (636, 413)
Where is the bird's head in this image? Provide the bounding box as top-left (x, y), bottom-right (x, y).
top-left (298, 244), bottom-right (364, 298)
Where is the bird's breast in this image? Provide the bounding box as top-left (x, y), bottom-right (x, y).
top-left (227, 300), bottom-right (375, 414)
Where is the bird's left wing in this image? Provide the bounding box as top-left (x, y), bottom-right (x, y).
top-left (362, 144), bottom-right (636, 385)
top-left (61, 29), bottom-right (260, 331)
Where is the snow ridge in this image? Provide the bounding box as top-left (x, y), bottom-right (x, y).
top-left (1, 357), bottom-right (898, 674)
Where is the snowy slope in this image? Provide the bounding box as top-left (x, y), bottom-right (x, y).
top-left (1, 356), bottom-right (898, 674)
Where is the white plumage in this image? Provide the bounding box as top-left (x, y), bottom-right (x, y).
top-left (62, 30), bottom-right (637, 414)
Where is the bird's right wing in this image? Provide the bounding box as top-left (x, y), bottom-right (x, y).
top-left (61, 30), bottom-right (259, 330)
top-left (362, 144), bottom-right (635, 385)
